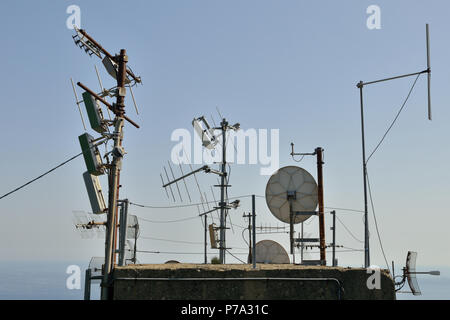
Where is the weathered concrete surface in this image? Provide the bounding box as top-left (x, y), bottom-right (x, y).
top-left (113, 264), bottom-right (395, 300)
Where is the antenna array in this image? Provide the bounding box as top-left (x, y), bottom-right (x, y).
top-left (70, 27), bottom-right (143, 300)
top-left (160, 113), bottom-right (240, 264)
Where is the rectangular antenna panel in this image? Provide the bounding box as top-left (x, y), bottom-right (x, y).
top-left (78, 133), bottom-right (104, 176)
top-left (209, 223), bottom-right (218, 249)
top-left (83, 171), bottom-right (107, 214)
top-left (193, 117), bottom-right (217, 149)
top-left (102, 56), bottom-right (131, 84)
top-left (82, 91), bottom-right (107, 133)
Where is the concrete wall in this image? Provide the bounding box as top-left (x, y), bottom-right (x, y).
top-left (113, 264), bottom-right (395, 300)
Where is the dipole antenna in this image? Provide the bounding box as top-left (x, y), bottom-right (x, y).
top-left (356, 24), bottom-right (432, 268)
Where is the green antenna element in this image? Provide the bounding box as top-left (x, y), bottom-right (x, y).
top-left (82, 91), bottom-right (107, 133)
top-left (82, 171), bottom-right (107, 214)
top-left (78, 133), bottom-right (104, 176)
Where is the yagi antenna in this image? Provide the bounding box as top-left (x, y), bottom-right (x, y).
top-left (160, 173), bottom-right (170, 200)
top-left (72, 211), bottom-right (106, 239)
top-left (162, 166), bottom-right (176, 202)
top-left (72, 26), bottom-right (142, 85)
top-left (167, 160), bottom-right (183, 202)
top-left (161, 164), bottom-right (225, 205)
top-left (176, 155), bottom-right (192, 202)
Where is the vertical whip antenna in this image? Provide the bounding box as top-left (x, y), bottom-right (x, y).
top-left (70, 78), bottom-right (87, 131)
top-left (94, 65), bottom-right (112, 120)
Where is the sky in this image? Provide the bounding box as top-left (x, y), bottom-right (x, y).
top-left (0, 0), bottom-right (449, 299)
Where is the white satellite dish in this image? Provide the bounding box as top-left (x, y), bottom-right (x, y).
top-left (255, 240), bottom-right (290, 264)
top-left (265, 166), bottom-right (318, 224)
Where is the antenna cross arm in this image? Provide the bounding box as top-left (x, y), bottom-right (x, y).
top-left (198, 207), bottom-right (220, 217)
top-left (77, 82), bottom-right (140, 128)
top-left (162, 165), bottom-right (210, 188)
top-left (356, 69), bottom-right (429, 88)
top-left (204, 167), bottom-right (226, 177)
top-left (290, 143), bottom-right (316, 157)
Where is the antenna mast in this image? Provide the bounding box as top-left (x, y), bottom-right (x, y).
top-left (71, 27), bottom-right (142, 300)
top-left (162, 116), bottom-right (240, 264)
top-left (356, 24), bottom-right (432, 268)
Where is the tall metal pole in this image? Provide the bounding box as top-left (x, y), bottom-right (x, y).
top-left (248, 213), bottom-right (252, 264)
top-left (118, 201), bottom-right (125, 266)
top-left (204, 214), bottom-right (207, 264)
top-left (300, 223), bottom-right (304, 263)
top-left (118, 199), bottom-right (129, 266)
top-left (357, 82), bottom-right (370, 268)
top-left (252, 195), bottom-right (256, 269)
top-left (331, 210), bottom-right (336, 267)
top-left (101, 49), bottom-right (128, 300)
top-left (219, 119), bottom-right (228, 264)
top-left (84, 269), bottom-right (91, 301)
top-left (288, 198), bottom-right (295, 264)
top-left (316, 147), bottom-right (326, 265)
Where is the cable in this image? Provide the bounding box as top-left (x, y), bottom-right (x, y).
top-left (136, 250), bottom-right (248, 255)
top-left (130, 195), bottom-right (256, 209)
top-left (292, 155), bottom-right (305, 163)
top-left (341, 246), bottom-right (365, 252)
top-left (325, 207), bottom-right (364, 214)
top-left (226, 249), bottom-right (247, 264)
top-left (140, 236), bottom-right (204, 245)
top-left (366, 169), bottom-right (391, 273)
top-left (366, 73), bottom-right (421, 163)
top-left (137, 215), bottom-right (200, 224)
top-left (335, 215), bottom-right (364, 243)
top-left (0, 151), bottom-right (84, 200)
top-left (229, 222), bottom-right (247, 230)
top-left (241, 227), bottom-right (250, 247)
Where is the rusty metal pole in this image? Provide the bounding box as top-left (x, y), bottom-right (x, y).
top-left (101, 49), bottom-right (128, 300)
top-left (315, 147), bottom-right (326, 265)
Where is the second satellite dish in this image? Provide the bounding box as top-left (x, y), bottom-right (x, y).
top-left (255, 240), bottom-right (290, 264)
top-left (265, 166), bottom-right (318, 224)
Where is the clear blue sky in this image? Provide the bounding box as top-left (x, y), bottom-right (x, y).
top-left (0, 0), bottom-right (449, 294)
